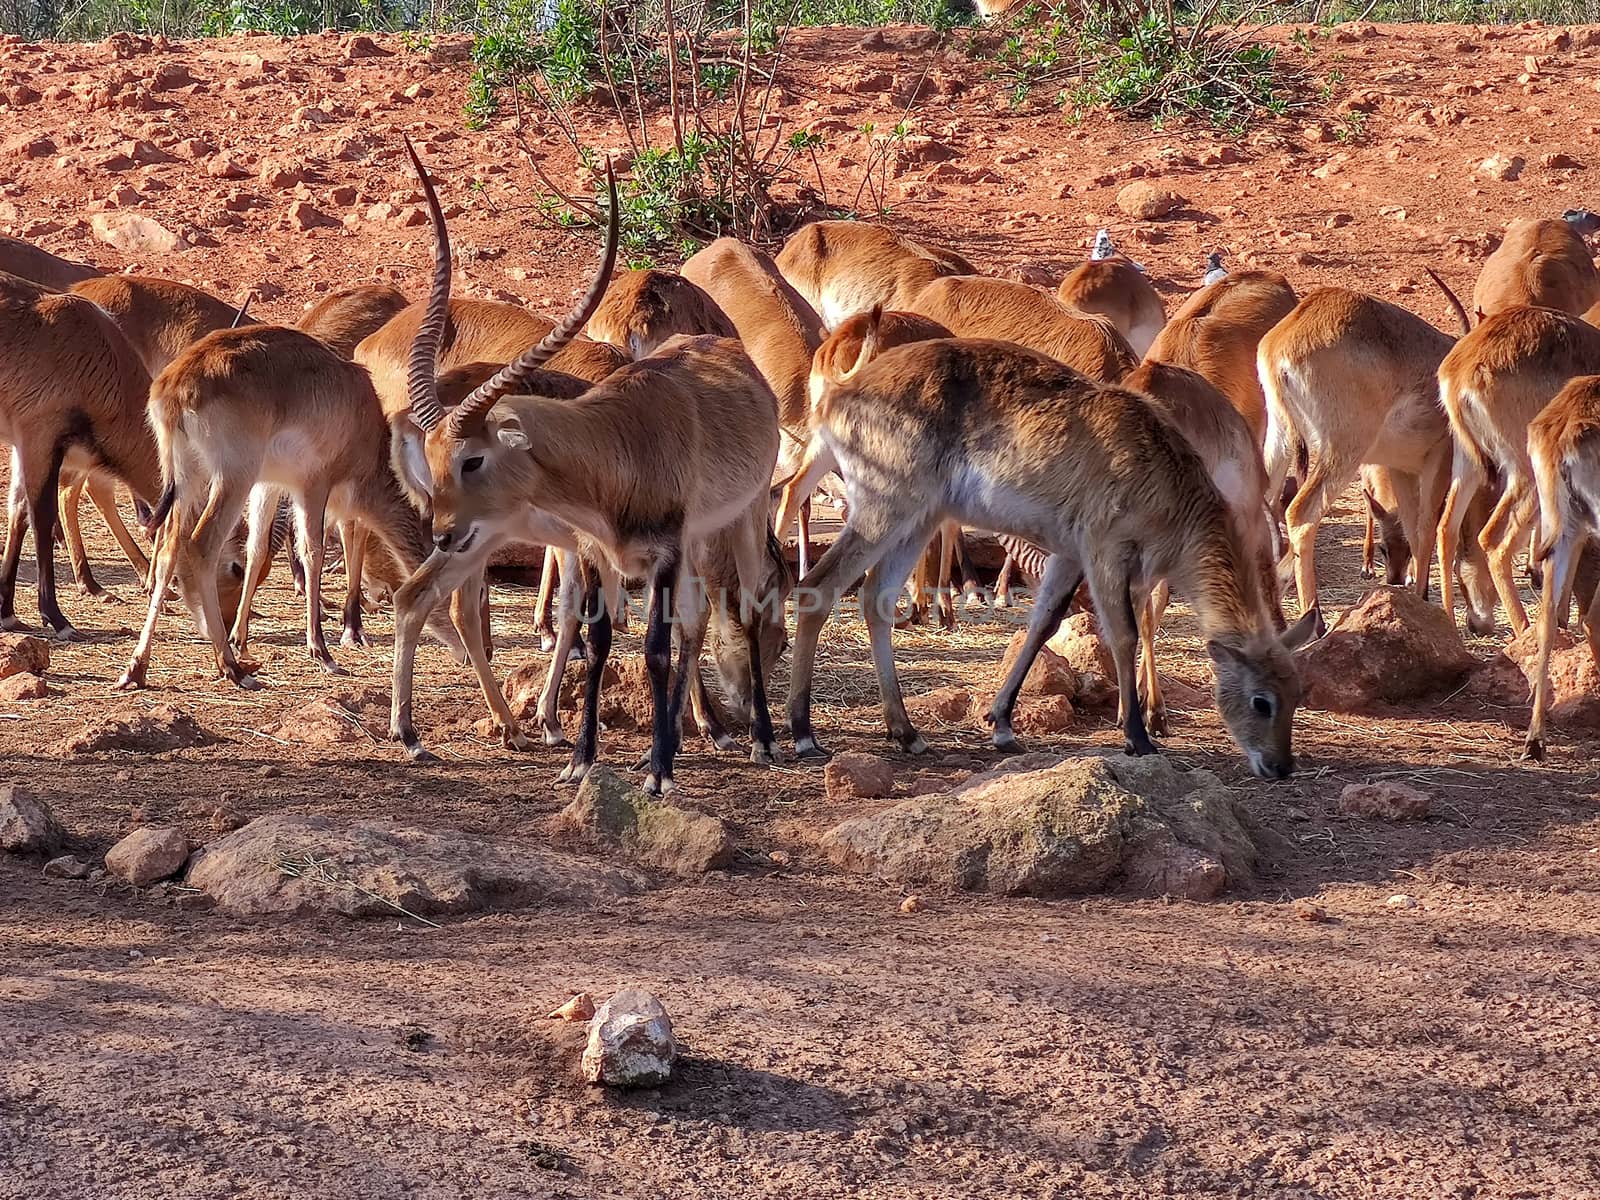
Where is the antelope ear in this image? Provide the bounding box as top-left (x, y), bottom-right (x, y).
top-left (495, 415), bottom-right (530, 451)
top-left (1280, 605), bottom-right (1323, 651)
top-left (1205, 638), bottom-right (1247, 670)
top-left (398, 427), bottom-right (432, 499)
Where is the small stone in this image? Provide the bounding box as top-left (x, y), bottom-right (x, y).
top-left (997, 628), bottom-right (1078, 698)
top-left (823, 752), bottom-right (896, 801)
top-left (910, 686), bottom-right (972, 724)
top-left (104, 825), bottom-right (189, 885)
top-left (342, 33), bottom-right (390, 60)
top-left (1337, 782), bottom-right (1431, 822)
top-left (6, 84), bottom-right (41, 107)
top-left (43, 854), bottom-right (91, 880)
top-left (1293, 900), bottom-right (1328, 922)
top-left (0, 784), bottom-right (65, 857)
top-left (581, 988), bottom-right (676, 1087)
top-left (768, 849), bottom-right (793, 868)
top-left (327, 184), bottom-right (357, 206)
top-left (1012, 694), bottom-right (1076, 735)
top-left (1116, 181), bottom-right (1184, 220)
top-left (547, 992), bottom-right (596, 1022)
top-left (258, 159), bottom-right (303, 189)
top-left (1541, 152), bottom-right (1583, 169)
top-left (0, 634), bottom-right (49, 679)
top-left (88, 211), bottom-right (188, 254)
top-left (1476, 153), bottom-right (1524, 181)
top-left (5, 133), bottom-right (55, 159)
top-left (1386, 893), bottom-right (1419, 910)
top-left (0, 673), bottom-right (47, 701)
top-left (287, 201), bottom-right (338, 232)
top-left (205, 152), bottom-right (249, 179)
top-left (899, 894), bottom-right (924, 914)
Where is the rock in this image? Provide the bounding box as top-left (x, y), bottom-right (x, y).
top-left (261, 697), bottom-right (366, 745)
top-left (205, 152), bottom-right (250, 179)
top-left (1386, 893), bottom-right (1418, 910)
top-left (0, 784), bottom-right (65, 856)
top-left (88, 211), bottom-right (187, 254)
top-left (820, 753), bottom-right (1257, 900)
top-left (1296, 587), bottom-right (1474, 712)
top-left (147, 62), bottom-right (194, 91)
top-left (57, 704), bottom-right (214, 754)
top-left (823, 752), bottom-right (897, 801)
top-left (1293, 899), bottom-right (1328, 922)
top-left (288, 201), bottom-right (339, 231)
top-left (342, 33), bottom-right (390, 60)
top-left (1046, 613), bottom-right (1115, 677)
top-left (105, 825), bottom-right (189, 885)
top-left (1473, 626), bottom-right (1600, 727)
top-left (1012, 694), bottom-right (1076, 735)
top-left (1542, 152), bottom-right (1584, 169)
top-left (548, 992), bottom-right (596, 1021)
top-left (43, 854), bottom-right (91, 880)
top-left (559, 766), bottom-right (734, 876)
top-left (899, 894), bottom-right (924, 914)
top-left (909, 686), bottom-right (973, 725)
top-left (6, 84), bottom-right (41, 106)
top-left (997, 628), bottom-right (1078, 697)
top-left (258, 158), bottom-right (303, 189)
top-left (0, 633), bottom-right (49, 679)
top-left (582, 988), bottom-right (676, 1087)
top-left (1476, 153), bottom-right (1525, 181)
top-left (188, 813), bottom-right (644, 916)
top-left (1116, 181), bottom-right (1184, 220)
top-left (0, 673), bottom-right (47, 701)
top-left (1337, 781), bottom-right (1431, 822)
top-left (5, 133), bottom-right (55, 158)
top-left (121, 138), bottom-right (173, 165)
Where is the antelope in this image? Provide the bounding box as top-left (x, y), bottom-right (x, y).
top-left (0, 236), bottom-right (102, 291)
top-left (586, 268), bottom-right (737, 359)
top-left (1260, 285), bottom-right (1492, 628)
top-left (298, 284), bottom-right (411, 358)
top-left (790, 323), bottom-right (1319, 779)
top-left (1145, 269), bottom-right (1298, 445)
top-left (908, 275), bottom-right (1138, 381)
top-left (680, 238), bottom-right (826, 569)
top-left (69, 276), bottom-right (249, 377)
top-left (1472, 216), bottom-right (1600, 321)
top-left (774, 219), bottom-right (975, 330)
top-left (1524, 373), bottom-right (1600, 759)
top-left (388, 150), bottom-right (783, 794)
top-left (1360, 465), bottom-right (1409, 583)
top-left (1436, 306), bottom-right (1600, 635)
top-left (1056, 257), bottom-right (1166, 357)
top-left (1122, 359), bottom-right (1282, 734)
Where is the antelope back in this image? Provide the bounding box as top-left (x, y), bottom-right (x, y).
top-left (810, 309), bottom-right (951, 411)
top-left (1057, 258), bottom-right (1166, 357)
top-left (587, 269), bottom-right (737, 359)
top-left (70, 275), bottom-right (242, 377)
top-left (0, 236), bottom-right (103, 292)
top-left (298, 284), bottom-right (410, 358)
top-left (774, 219), bottom-right (974, 330)
top-left (1473, 217), bottom-right (1600, 319)
top-left (909, 275), bottom-right (1137, 382)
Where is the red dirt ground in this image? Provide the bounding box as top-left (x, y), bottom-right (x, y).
top-left (4, 20), bottom-right (1600, 1200)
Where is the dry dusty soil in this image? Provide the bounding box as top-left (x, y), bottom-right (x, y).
top-left (3, 19), bottom-right (1600, 1200)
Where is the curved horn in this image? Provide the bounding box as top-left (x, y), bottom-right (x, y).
top-left (404, 134), bottom-right (451, 433)
top-left (230, 292), bottom-right (254, 328)
top-left (447, 160), bottom-right (621, 435)
top-left (1424, 268), bottom-right (1472, 337)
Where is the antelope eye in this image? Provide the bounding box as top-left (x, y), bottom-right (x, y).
top-left (1251, 694), bottom-right (1274, 718)
top-left (462, 455), bottom-right (485, 474)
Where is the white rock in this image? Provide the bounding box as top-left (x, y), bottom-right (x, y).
top-left (581, 988), bottom-right (677, 1087)
top-left (1386, 893), bottom-right (1419, 910)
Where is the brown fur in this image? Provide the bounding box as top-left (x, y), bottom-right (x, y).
top-left (0, 236), bottom-right (102, 291)
top-left (1145, 270), bottom-right (1298, 444)
top-left (587, 269), bottom-right (737, 359)
top-left (69, 275), bottom-right (243, 377)
top-left (908, 275), bottom-right (1138, 382)
top-left (1359, 465), bottom-right (1410, 584)
top-left (297, 284), bottom-right (410, 358)
top-left (1473, 218), bottom-right (1600, 320)
top-left (1057, 259), bottom-right (1166, 358)
top-left (1437, 306), bottom-right (1600, 635)
top-left (774, 220), bottom-right (975, 330)
top-left (792, 334), bottom-right (1318, 778)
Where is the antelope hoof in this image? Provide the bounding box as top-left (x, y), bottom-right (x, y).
top-left (1466, 612), bottom-right (1497, 638)
top-left (113, 663), bottom-right (148, 692)
top-left (891, 731), bottom-right (929, 755)
top-left (502, 728), bottom-right (533, 752)
top-left (51, 624), bottom-right (85, 643)
top-left (992, 593), bottom-right (1011, 610)
top-left (1147, 708), bottom-right (1170, 738)
top-left (0, 615), bottom-right (26, 632)
top-left (1124, 734), bottom-right (1159, 758)
top-left (642, 773), bottom-right (676, 796)
top-left (540, 721), bottom-right (569, 747)
top-left (557, 759), bottom-right (593, 786)
top-left (538, 631), bottom-right (557, 653)
top-left (793, 736), bottom-right (830, 761)
top-left (1522, 736), bottom-right (1546, 763)
top-left (1359, 565), bottom-right (1376, 580)
top-left (406, 743), bottom-right (439, 764)
top-left (750, 741), bottom-right (777, 767)
top-left (341, 627), bottom-right (371, 649)
top-left (705, 730), bottom-right (738, 752)
top-left (313, 653), bottom-right (346, 676)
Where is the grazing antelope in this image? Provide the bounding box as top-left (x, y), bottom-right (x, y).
top-left (1524, 374), bottom-right (1600, 759)
top-left (1360, 465), bottom-right (1409, 584)
top-left (0, 236), bottom-right (102, 291)
top-left (1436, 306), bottom-right (1600, 635)
top-left (1260, 286), bottom-right (1487, 626)
top-left (1145, 270), bottom-right (1298, 445)
top-left (774, 219), bottom-right (975, 330)
top-left (909, 275), bottom-right (1138, 381)
top-left (389, 151), bottom-right (783, 794)
top-left (586, 268), bottom-right (736, 359)
top-left (298, 284), bottom-right (411, 358)
top-left (1056, 257), bottom-right (1166, 357)
top-left (680, 238), bottom-right (826, 568)
top-left (69, 276), bottom-right (248, 377)
top-left (1472, 217), bottom-right (1600, 321)
top-left (790, 326), bottom-right (1319, 778)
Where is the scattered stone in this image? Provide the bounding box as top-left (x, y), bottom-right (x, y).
top-left (559, 766), bottom-right (734, 876)
top-left (1296, 587), bottom-right (1474, 712)
top-left (188, 813), bottom-right (645, 916)
top-left (0, 673), bottom-right (47, 702)
top-left (105, 825), bottom-right (189, 885)
top-left (1476, 153), bottom-right (1524, 181)
top-left (824, 752), bottom-right (897, 801)
top-left (88, 211), bottom-right (188, 254)
top-left (821, 753), bottom-right (1257, 900)
top-left (1046, 613), bottom-right (1115, 677)
top-left (288, 200), bottom-right (339, 231)
top-left (858, 28), bottom-right (889, 50)
top-left (1386, 893), bottom-right (1419, 910)
top-left (0, 784), bottom-right (65, 857)
top-left (1541, 152), bottom-right (1583, 169)
top-left (1471, 626), bottom-right (1600, 726)
top-left (147, 61), bottom-right (194, 91)
top-left (997, 628), bottom-right (1078, 698)
top-left (5, 132), bottom-right (55, 159)
top-left (43, 854), bottom-right (91, 880)
top-left (899, 894), bottom-right (924, 914)
top-left (0, 633), bottom-right (49, 680)
top-left (910, 686), bottom-right (973, 725)
top-left (582, 988), bottom-right (676, 1087)
top-left (205, 152), bottom-right (250, 179)
top-left (1293, 899), bottom-right (1329, 922)
top-left (1012, 694), bottom-right (1076, 735)
top-left (261, 697), bottom-right (367, 746)
top-left (57, 704), bottom-right (214, 754)
top-left (1338, 781), bottom-right (1431, 822)
top-left (6, 83), bottom-right (41, 107)
top-left (1116, 181), bottom-right (1184, 220)
top-left (258, 158), bottom-right (304, 189)
top-left (342, 33), bottom-right (390, 60)
top-left (548, 992), bottom-right (596, 1022)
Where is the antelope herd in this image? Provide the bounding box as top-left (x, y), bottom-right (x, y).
top-left (4, 139), bottom-right (1600, 784)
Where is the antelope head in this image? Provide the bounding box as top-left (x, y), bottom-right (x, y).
top-left (1207, 605), bottom-right (1320, 779)
top-left (400, 137), bottom-right (620, 560)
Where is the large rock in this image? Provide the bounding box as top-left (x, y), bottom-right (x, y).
top-left (997, 628), bottom-right (1078, 698)
top-left (88, 211), bottom-right (188, 254)
top-left (0, 784), bottom-right (65, 856)
top-left (1116, 181), bottom-right (1184, 220)
top-left (0, 634), bottom-right (49, 680)
top-left (559, 767), bottom-right (733, 876)
top-left (1338, 782), bottom-right (1431, 822)
top-left (1296, 587), bottom-right (1474, 712)
top-left (1045, 614), bottom-right (1117, 707)
top-left (824, 752), bottom-right (896, 801)
top-left (820, 753), bottom-right (1257, 900)
top-left (105, 825), bottom-right (190, 885)
top-left (581, 988), bottom-right (676, 1087)
top-left (187, 814), bottom-right (646, 917)
top-left (56, 704), bottom-right (215, 755)
top-left (1471, 626), bottom-right (1600, 728)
